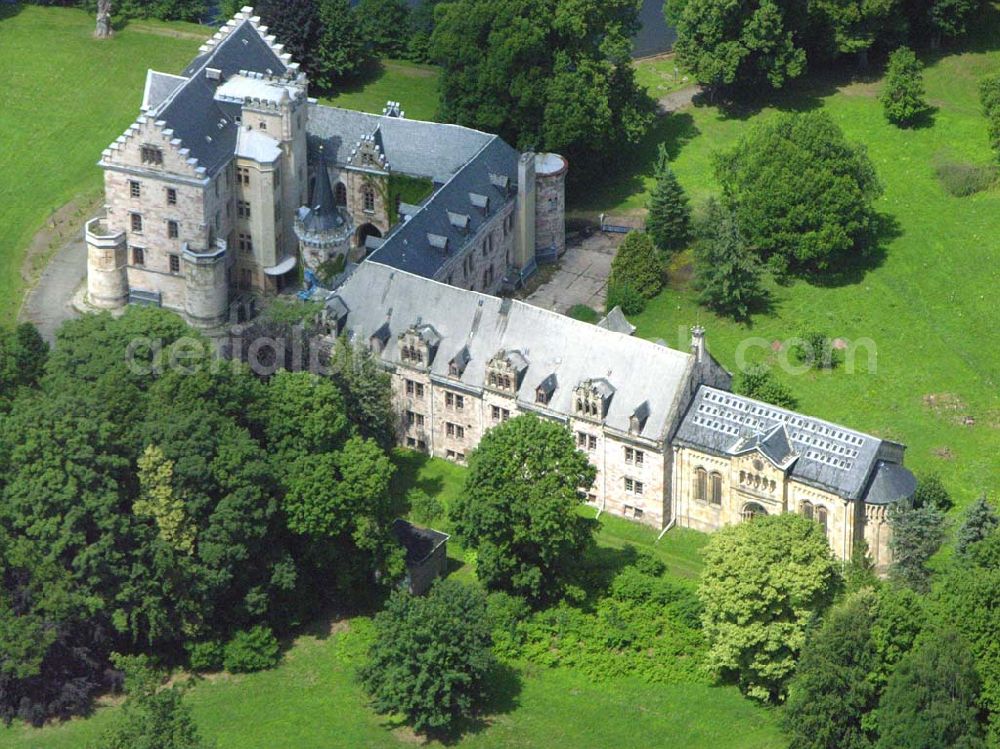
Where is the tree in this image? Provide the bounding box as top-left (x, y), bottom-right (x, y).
top-left (645, 145), bottom-right (692, 254)
top-left (910, 472), bottom-right (953, 512)
top-left (693, 200), bottom-right (769, 320)
top-left (674, 0), bottom-right (807, 96)
top-left (956, 495), bottom-right (999, 558)
top-left (452, 415), bottom-right (597, 604)
top-left (430, 0), bottom-right (653, 176)
top-left (979, 73), bottom-right (1000, 160)
top-left (887, 499), bottom-right (946, 592)
top-left (258, 370), bottom-right (350, 464)
top-left (356, 0), bottom-right (411, 57)
top-left (881, 47), bottom-right (928, 127)
top-left (715, 111), bottom-right (882, 274)
top-left (734, 363), bottom-right (797, 408)
top-left (609, 231), bottom-right (664, 301)
top-left (936, 531), bottom-right (1000, 742)
top-left (927, 0), bottom-right (981, 43)
top-left (330, 336), bottom-right (395, 450)
top-left (360, 579), bottom-right (495, 735)
top-left (814, 0), bottom-right (901, 70)
top-left (783, 589), bottom-right (881, 749)
top-left (94, 655), bottom-right (211, 749)
top-left (134, 444), bottom-right (195, 555)
top-left (0, 323), bottom-right (48, 405)
top-left (95, 0), bottom-right (112, 38)
top-left (256, 0), bottom-right (371, 90)
top-left (877, 629), bottom-right (986, 749)
top-left (698, 514), bottom-right (840, 702)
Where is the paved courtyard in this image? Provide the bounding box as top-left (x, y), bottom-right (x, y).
top-left (524, 231), bottom-right (621, 315)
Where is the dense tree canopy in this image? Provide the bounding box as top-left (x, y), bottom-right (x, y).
top-left (453, 415), bottom-right (597, 604)
top-left (699, 514), bottom-right (840, 702)
top-left (0, 308), bottom-right (400, 724)
top-left (693, 199), bottom-right (769, 320)
top-left (715, 111), bottom-right (882, 274)
top-left (360, 580), bottom-right (495, 735)
top-left (430, 0), bottom-right (654, 176)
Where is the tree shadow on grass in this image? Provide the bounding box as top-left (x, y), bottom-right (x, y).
top-left (805, 211), bottom-right (901, 289)
top-left (318, 58), bottom-right (389, 102)
top-left (390, 449), bottom-right (444, 514)
top-left (0, 2), bottom-right (21, 23)
top-left (379, 662), bottom-right (523, 745)
top-left (569, 112), bottom-right (699, 214)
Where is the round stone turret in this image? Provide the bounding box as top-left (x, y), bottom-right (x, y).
top-left (183, 242), bottom-right (229, 328)
top-left (534, 153), bottom-right (568, 258)
top-left (85, 216), bottom-right (128, 309)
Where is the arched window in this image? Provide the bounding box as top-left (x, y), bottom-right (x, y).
top-left (709, 472), bottom-right (723, 505)
top-left (742, 503), bottom-right (767, 521)
top-left (694, 467), bottom-right (707, 502)
top-left (335, 182), bottom-right (347, 206)
top-left (362, 185), bottom-right (375, 213)
top-left (816, 506), bottom-right (828, 536)
top-left (801, 501), bottom-right (814, 521)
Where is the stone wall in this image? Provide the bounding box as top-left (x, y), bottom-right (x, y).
top-left (534, 153), bottom-right (567, 258)
top-left (434, 202), bottom-right (515, 295)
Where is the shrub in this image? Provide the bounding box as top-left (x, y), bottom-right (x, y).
top-left (567, 304), bottom-right (599, 323)
top-left (608, 231), bottom-right (664, 300)
top-left (735, 363), bottom-right (797, 408)
top-left (186, 640), bottom-right (224, 673)
top-left (979, 73), bottom-right (1000, 159)
top-left (223, 626), bottom-right (281, 673)
top-left (632, 550), bottom-right (667, 578)
top-left (407, 488), bottom-right (443, 525)
top-left (606, 283), bottom-right (646, 315)
top-left (791, 331), bottom-right (841, 370)
top-left (934, 159), bottom-right (997, 197)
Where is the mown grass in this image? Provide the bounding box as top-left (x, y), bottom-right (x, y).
top-left (0, 454), bottom-right (780, 749)
top-left (320, 58), bottom-right (442, 122)
top-left (572, 44), bottom-right (1000, 511)
top-left (0, 5), bottom-right (206, 325)
top-left (633, 53), bottom-right (694, 100)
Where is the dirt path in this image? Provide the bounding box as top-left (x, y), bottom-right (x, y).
top-left (657, 84), bottom-right (702, 115)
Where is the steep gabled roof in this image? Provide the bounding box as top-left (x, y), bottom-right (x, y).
top-left (151, 18), bottom-right (290, 176)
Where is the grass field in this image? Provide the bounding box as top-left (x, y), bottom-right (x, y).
top-left (0, 5), bottom-right (206, 326)
top-left (572, 43), bottom-right (1000, 511)
top-left (321, 59), bottom-right (442, 121)
top-left (0, 454), bottom-right (782, 749)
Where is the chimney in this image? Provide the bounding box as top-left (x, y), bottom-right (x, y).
top-left (515, 152), bottom-right (536, 272)
top-left (690, 325), bottom-right (706, 363)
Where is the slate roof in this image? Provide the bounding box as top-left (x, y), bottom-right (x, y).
top-left (306, 105), bottom-right (495, 181)
top-left (730, 424), bottom-right (796, 467)
top-left (141, 70), bottom-right (186, 112)
top-left (150, 20), bottom-right (289, 176)
top-left (597, 306), bottom-right (637, 335)
top-left (331, 262), bottom-right (698, 442)
top-left (391, 519), bottom-right (449, 566)
top-left (370, 137), bottom-right (519, 277)
top-left (864, 462), bottom-right (918, 505)
top-left (675, 386), bottom-right (912, 502)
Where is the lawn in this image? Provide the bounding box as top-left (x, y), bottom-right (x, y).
top-left (320, 59), bottom-right (442, 122)
top-left (572, 43), bottom-right (1000, 511)
top-left (0, 5), bottom-right (207, 326)
top-left (633, 53), bottom-right (694, 100)
top-left (0, 454), bottom-right (781, 749)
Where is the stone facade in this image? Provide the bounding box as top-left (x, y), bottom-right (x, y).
top-left (86, 7), bottom-right (565, 327)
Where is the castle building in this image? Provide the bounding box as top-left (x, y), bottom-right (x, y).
top-left (86, 7), bottom-right (566, 327)
top-left (329, 262), bottom-right (915, 572)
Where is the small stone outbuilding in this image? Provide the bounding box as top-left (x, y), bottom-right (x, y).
top-left (391, 519), bottom-right (450, 595)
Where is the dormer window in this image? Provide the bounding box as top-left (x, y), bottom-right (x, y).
top-left (398, 324), bottom-right (440, 368)
top-left (449, 346), bottom-right (470, 378)
top-left (369, 322), bottom-right (390, 354)
top-left (574, 379), bottom-right (615, 421)
top-left (536, 374), bottom-right (557, 406)
top-left (486, 350), bottom-right (527, 394)
top-left (629, 401), bottom-right (650, 435)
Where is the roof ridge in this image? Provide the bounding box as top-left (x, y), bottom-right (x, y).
top-left (362, 260), bottom-right (694, 364)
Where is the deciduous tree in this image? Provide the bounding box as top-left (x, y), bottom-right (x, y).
top-left (698, 514), bottom-right (840, 702)
top-left (360, 580), bottom-right (495, 735)
top-left (453, 415), bottom-right (596, 604)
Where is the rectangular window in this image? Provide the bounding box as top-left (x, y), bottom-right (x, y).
top-left (167, 220), bottom-right (179, 239)
top-left (625, 478), bottom-right (644, 495)
top-left (417, 439), bottom-right (426, 451)
top-left (238, 201), bottom-right (251, 219)
top-left (129, 180), bottom-right (141, 198)
top-left (237, 166), bottom-right (250, 186)
top-left (166, 187), bottom-right (177, 205)
top-left (405, 380), bottom-right (425, 398)
top-left (130, 213), bottom-right (143, 233)
top-left (131, 246), bottom-right (145, 266)
top-left (406, 380), bottom-right (414, 396)
top-left (141, 146), bottom-right (163, 165)
top-left (169, 254), bottom-right (180, 274)
top-left (446, 422), bottom-right (465, 440)
top-left (588, 435), bottom-right (597, 451)
top-left (238, 233), bottom-right (253, 253)
top-left (625, 447), bottom-right (644, 465)
top-left (445, 392), bottom-right (465, 410)
top-left (407, 437), bottom-right (416, 448)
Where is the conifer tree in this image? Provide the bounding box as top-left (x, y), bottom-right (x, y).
top-left (608, 231), bottom-right (664, 300)
top-left (693, 201), bottom-right (768, 321)
top-left (645, 144), bottom-right (691, 253)
top-left (956, 495), bottom-right (999, 559)
top-left (880, 47), bottom-right (929, 128)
